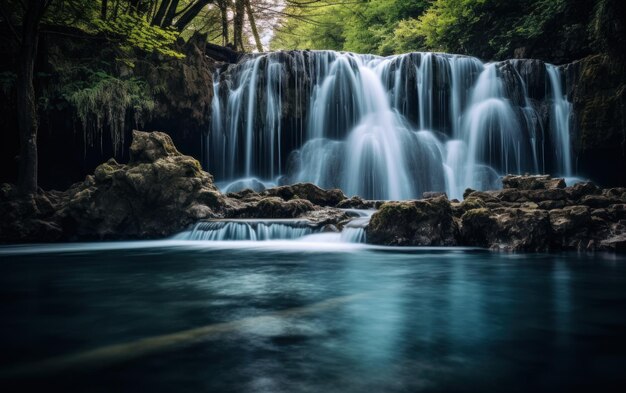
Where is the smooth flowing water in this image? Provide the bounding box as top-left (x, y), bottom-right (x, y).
top-left (208, 51), bottom-right (574, 200)
top-left (1, 243), bottom-right (625, 392)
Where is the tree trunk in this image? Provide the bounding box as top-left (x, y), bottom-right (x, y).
top-left (101, 0), bottom-right (108, 20)
top-left (17, 0), bottom-right (48, 195)
top-left (218, 0), bottom-right (229, 46)
top-left (161, 0), bottom-right (180, 28)
top-left (232, 0), bottom-right (245, 51)
top-left (152, 0), bottom-right (171, 26)
top-left (174, 0), bottom-right (212, 32)
top-left (245, 0), bottom-right (262, 52)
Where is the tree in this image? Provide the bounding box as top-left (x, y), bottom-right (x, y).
top-left (245, 0), bottom-right (262, 52)
top-left (15, 0), bottom-right (52, 194)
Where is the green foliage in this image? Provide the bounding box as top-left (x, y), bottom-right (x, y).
top-left (94, 13), bottom-right (185, 66)
top-left (61, 68), bottom-right (155, 155)
top-left (271, 0), bottom-right (428, 55)
top-left (272, 0), bottom-right (601, 61)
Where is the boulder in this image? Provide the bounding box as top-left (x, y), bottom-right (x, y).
top-left (231, 197), bottom-right (316, 219)
top-left (263, 183), bottom-right (347, 207)
top-left (367, 196), bottom-right (457, 246)
top-left (62, 131), bottom-right (226, 239)
top-left (461, 207), bottom-right (552, 251)
top-left (336, 196), bottom-right (382, 209)
top-left (0, 185), bottom-right (63, 243)
top-left (502, 174), bottom-right (566, 190)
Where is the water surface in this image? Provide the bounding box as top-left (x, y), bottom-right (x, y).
top-left (1, 242), bottom-right (625, 392)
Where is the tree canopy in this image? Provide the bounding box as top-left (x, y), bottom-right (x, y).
top-left (271, 0), bottom-right (621, 62)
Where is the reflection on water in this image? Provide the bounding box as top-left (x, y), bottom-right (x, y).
top-left (0, 244), bottom-right (625, 392)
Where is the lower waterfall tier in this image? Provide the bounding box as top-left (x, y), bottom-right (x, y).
top-left (173, 218), bottom-right (370, 243)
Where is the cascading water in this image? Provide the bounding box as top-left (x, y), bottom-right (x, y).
top-left (174, 217), bottom-right (371, 243)
top-left (208, 51), bottom-right (573, 200)
top-left (176, 220), bottom-right (317, 241)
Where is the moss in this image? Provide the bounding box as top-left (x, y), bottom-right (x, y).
top-left (460, 196), bottom-right (487, 211)
top-left (461, 208), bottom-right (492, 221)
top-left (61, 70), bottom-right (155, 156)
top-left (371, 202), bottom-right (422, 228)
top-left (94, 161), bottom-right (122, 183)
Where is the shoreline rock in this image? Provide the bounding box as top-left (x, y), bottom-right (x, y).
top-left (367, 175), bottom-right (626, 252)
top-left (1, 135), bottom-right (625, 252)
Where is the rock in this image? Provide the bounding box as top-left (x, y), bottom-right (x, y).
top-left (457, 196), bottom-right (487, 213)
top-left (461, 207), bottom-right (551, 251)
top-left (537, 200), bottom-right (566, 210)
top-left (263, 183), bottom-right (346, 207)
top-left (603, 188), bottom-right (626, 200)
top-left (129, 131), bottom-right (181, 163)
top-left (0, 185), bottom-right (64, 243)
top-left (233, 197), bottom-right (316, 219)
top-left (563, 55), bottom-right (626, 187)
top-left (463, 188), bottom-right (476, 199)
top-left (608, 204), bottom-right (626, 220)
top-left (460, 208), bottom-right (497, 247)
top-left (464, 190), bottom-right (501, 204)
top-left (423, 191), bottom-right (447, 199)
top-left (579, 194), bottom-right (622, 208)
top-left (62, 131), bottom-right (226, 240)
top-left (523, 189), bottom-right (569, 202)
top-left (502, 174), bottom-right (566, 190)
top-left (367, 196), bottom-right (457, 246)
top-left (549, 206), bottom-right (592, 235)
top-left (566, 181), bottom-right (600, 200)
top-left (601, 234), bottom-right (626, 252)
top-left (336, 196), bottom-right (379, 209)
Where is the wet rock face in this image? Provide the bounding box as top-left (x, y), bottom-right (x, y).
top-left (263, 183), bottom-right (347, 207)
top-left (0, 132), bottom-right (351, 243)
top-left (458, 177), bottom-right (626, 251)
top-left (0, 131), bottom-right (225, 242)
top-left (367, 196), bottom-right (458, 246)
top-left (563, 55), bottom-right (626, 187)
top-left (62, 131), bottom-right (226, 240)
top-left (461, 207), bottom-right (552, 251)
top-left (502, 174), bottom-right (566, 190)
top-left (0, 185), bottom-right (64, 243)
top-left (365, 175), bottom-right (626, 252)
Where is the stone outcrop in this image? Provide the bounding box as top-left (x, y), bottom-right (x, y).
top-left (564, 55), bottom-right (626, 187)
top-left (367, 196), bottom-right (458, 246)
top-left (367, 175), bottom-right (626, 252)
top-left (61, 131), bottom-right (226, 240)
top-left (1, 136), bottom-right (625, 251)
top-left (0, 131), bottom-right (350, 243)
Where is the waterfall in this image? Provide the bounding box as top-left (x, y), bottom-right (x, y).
top-left (207, 51), bottom-right (573, 200)
top-left (175, 217), bottom-right (371, 243)
top-left (547, 65), bottom-right (573, 176)
top-left (178, 220), bottom-right (317, 241)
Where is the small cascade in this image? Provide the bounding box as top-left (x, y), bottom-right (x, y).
top-left (207, 51), bottom-right (574, 200)
top-left (178, 220), bottom-right (317, 241)
top-left (175, 212), bottom-right (375, 244)
top-left (339, 209), bottom-right (375, 243)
